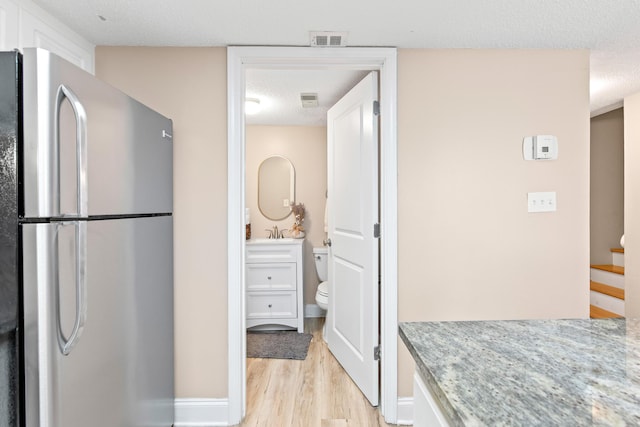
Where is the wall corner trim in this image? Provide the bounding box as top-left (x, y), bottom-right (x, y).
top-left (174, 398), bottom-right (229, 427)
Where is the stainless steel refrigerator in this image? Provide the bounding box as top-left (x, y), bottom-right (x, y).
top-left (0, 48), bottom-right (174, 426)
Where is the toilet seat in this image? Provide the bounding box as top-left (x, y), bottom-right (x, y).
top-left (315, 281), bottom-right (329, 311)
top-left (317, 281), bottom-right (328, 296)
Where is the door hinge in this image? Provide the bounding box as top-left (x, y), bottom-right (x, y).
top-left (373, 223), bottom-right (380, 238)
top-left (374, 345), bottom-right (381, 361)
top-left (373, 100), bottom-right (380, 116)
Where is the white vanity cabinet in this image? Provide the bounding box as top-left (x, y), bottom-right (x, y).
top-left (246, 239), bottom-right (304, 332)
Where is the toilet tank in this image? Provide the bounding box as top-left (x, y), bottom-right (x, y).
top-left (312, 246), bottom-right (328, 282)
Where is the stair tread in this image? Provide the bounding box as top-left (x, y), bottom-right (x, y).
top-left (590, 305), bottom-right (623, 319)
top-left (611, 248), bottom-right (624, 254)
top-left (590, 281), bottom-right (625, 300)
top-left (591, 264), bottom-right (625, 275)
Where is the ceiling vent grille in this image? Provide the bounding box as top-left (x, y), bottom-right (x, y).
top-left (310, 31), bottom-right (348, 47)
top-left (301, 93), bottom-right (319, 108)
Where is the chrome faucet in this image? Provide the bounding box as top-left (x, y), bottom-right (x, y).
top-left (265, 225), bottom-right (284, 239)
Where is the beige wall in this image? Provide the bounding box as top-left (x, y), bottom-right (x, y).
top-left (397, 49), bottom-right (590, 395)
top-left (590, 108), bottom-right (624, 264)
top-left (624, 94), bottom-right (640, 316)
top-left (95, 47), bottom-right (591, 402)
top-left (96, 47), bottom-right (229, 398)
top-left (246, 125), bottom-right (328, 304)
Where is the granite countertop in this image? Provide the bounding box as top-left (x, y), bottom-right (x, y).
top-left (399, 318), bottom-right (640, 426)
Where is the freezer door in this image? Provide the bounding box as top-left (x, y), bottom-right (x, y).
top-left (22, 216), bottom-right (174, 427)
top-left (21, 48), bottom-right (173, 218)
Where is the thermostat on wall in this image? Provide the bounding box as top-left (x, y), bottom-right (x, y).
top-left (523, 135), bottom-right (558, 160)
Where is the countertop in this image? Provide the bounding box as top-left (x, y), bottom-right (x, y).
top-left (399, 318), bottom-right (640, 426)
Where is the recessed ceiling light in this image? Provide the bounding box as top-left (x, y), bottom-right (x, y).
top-left (245, 98), bottom-right (261, 115)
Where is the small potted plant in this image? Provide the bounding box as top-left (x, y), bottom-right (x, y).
top-left (289, 202), bottom-right (305, 239)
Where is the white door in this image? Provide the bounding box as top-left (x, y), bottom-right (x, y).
top-left (326, 71), bottom-right (379, 406)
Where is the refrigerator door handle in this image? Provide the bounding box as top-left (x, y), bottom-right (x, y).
top-left (56, 221), bottom-right (88, 355)
top-left (55, 84), bottom-right (88, 217)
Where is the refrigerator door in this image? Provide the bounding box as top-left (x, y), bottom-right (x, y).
top-left (0, 50), bottom-right (20, 334)
top-left (0, 50), bottom-right (21, 427)
top-left (22, 216), bottom-right (174, 427)
top-left (21, 48), bottom-right (173, 219)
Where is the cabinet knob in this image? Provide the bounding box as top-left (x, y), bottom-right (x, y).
top-left (268, 304), bottom-right (272, 308)
top-left (267, 276), bottom-right (272, 280)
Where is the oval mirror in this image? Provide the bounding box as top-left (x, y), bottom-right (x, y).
top-left (258, 155), bottom-right (295, 220)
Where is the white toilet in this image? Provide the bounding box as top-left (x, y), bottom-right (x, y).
top-left (313, 246), bottom-right (329, 314)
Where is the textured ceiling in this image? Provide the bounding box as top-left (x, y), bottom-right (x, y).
top-left (245, 69), bottom-right (368, 126)
top-left (31, 0), bottom-right (640, 121)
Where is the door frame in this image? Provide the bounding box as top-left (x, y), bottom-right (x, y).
top-left (227, 46), bottom-right (398, 424)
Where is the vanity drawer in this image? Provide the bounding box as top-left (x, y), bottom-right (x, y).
top-left (246, 244), bottom-right (298, 263)
top-left (246, 263), bottom-right (296, 291)
top-left (246, 291), bottom-right (297, 319)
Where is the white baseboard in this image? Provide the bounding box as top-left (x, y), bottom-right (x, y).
top-left (396, 396), bottom-right (414, 425)
top-left (173, 396), bottom-right (412, 426)
top-left (174, 398), bottom-right (229, 426)
top-left (304, 303), bottom-right (327, 318)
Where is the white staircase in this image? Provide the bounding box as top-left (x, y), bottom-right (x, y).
top-left (590, 248), bottom-right (625, 318)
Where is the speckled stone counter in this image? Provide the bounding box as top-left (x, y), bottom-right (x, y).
top-left (399, 319), bottom-right (640, 426)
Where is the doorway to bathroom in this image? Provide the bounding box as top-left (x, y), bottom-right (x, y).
top-left (227, 46), bottom-right (398, 425)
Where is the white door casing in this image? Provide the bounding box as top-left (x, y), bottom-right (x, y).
top-left (326, 71), bottom-right (380, 406)
top-left (227, 46), bottom-right (398, 425)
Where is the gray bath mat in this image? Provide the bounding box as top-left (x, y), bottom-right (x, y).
top-left (247, 331), bottom-right (313, 360)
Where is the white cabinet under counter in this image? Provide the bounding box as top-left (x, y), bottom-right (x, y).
top-left (245, 238), bottom-right (304, 332)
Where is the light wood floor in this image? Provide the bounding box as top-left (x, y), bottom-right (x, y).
top-left (236, 318), bottom-right (400, 427)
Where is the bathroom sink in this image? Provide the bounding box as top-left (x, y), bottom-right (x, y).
top-left (249, 238), bottom-right (296, 244)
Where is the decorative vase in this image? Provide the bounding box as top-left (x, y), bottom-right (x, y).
top-left (292, 229), bottom-right (305, 239)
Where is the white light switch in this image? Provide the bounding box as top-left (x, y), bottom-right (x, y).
top-left (528, 192), bottom-right (556, 213)
top-left (283, 199), bottom-right (290, 207)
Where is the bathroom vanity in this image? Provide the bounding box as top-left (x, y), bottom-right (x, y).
top-left (246, 239), bottom-right (304, 332)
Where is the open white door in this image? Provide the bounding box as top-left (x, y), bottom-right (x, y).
top-left (326, 71), bottom-right (379, 406)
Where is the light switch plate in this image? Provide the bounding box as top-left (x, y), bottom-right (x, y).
top-left (528, 192), bottom-right (556, 213)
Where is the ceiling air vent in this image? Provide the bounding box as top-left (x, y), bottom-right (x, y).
top-left (310, 31), bottom-right (348, 47)
top-left (301, 93), bottom-right (319, 108)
